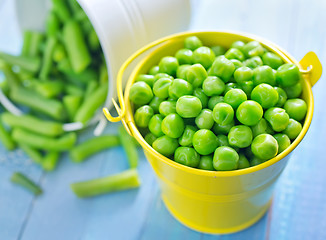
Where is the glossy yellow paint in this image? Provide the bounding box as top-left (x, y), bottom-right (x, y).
top-left (103, 31), bottom-right (322, 234)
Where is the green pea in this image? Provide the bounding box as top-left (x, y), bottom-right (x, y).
top-left (153, 77), bottom-right (173, 99)
top-left (231, 40), bottom-right (245, 51)
top-left (168, 78), bottom-right (193, 99)
top-left (242, 41), bottom-right (264, 58)
top-left (154, 73), bottom-right (173, 83)
top-left (216, 134), bottom-right (230, 147)
top-left (195, 109), bottom-right (214, 129)
top-left (175, 48), bottom-right (193, 65)
top-left (234, 66), bottom-right (253, 84)
top-left (159, 100), bottom-right (176, 116)
top-left (251, 118), bottom-right (273, 137)
top-left (282, 118), bottom-right (302, 140)
top-left (283, 98), bottom-right (307, 121)
top-left (198, 155), bottom-right (215, 170)
top-left (251, 133), bottom-right (278, 160)
top-left (176, 64), bottom-right (191, 79)
top-left (192, 46), bottom-right (215, 69)
top-left (135, 74), bottom-right (155, 88)
top-left (250, 156), bottom-right (265, 166)
top-left (149, 65), bottom-right (160, 75)
top-left (202, 76), bottom-right (225, 96)
top-left (145, 132), bottom-right (157, 146)
top-left (186, 63), bottom-right (207, 88)
top-left (213, 119), bottom-right (235, 135)
top-left (161, 113), bottom-right (185, 138)
top-left (264, 107), bottom-right (290, 132)
top-left (148, 114), bottom-right (164, 137)
top-left (251, 83), bottom-right (279, 109)
top-left (134, 105), bottom-right (154, 128)
top-left (240, 81), bottom-right (254, 98)
top-left (152, 135), bottom-right (179, 157)
top-left (213, 103), bottom-right (234, 125)
top-left (273, 133), bottom-right (291, 153)
top-left (129, 81), bottom-right (153, 105)
top-left (213, 146), bottom-right (239, 171)
top-left (179, 125), bottom-right (197, 147)
top-left (274, 87), bottom-right (288, 107)
top-left (243, 56), bottom-right (263, 69)
top-left (193, 88), bottom-right (208, 108)
top-left (209, 55), bottom-right (235, 82)
top-left (149, 96), bottom-right (165, 113)
top-left (237, 154), bottom-right (250, 169)
top-left (283, 82), bottom-right (302, 99)
top-left (174, 147), bottom-right (200, 167)
top-left (192, 129), bottom-right (218, 155)
top-left (224, 88), bottom-right (247, 109)
top-left (236, 100), bottom-right (263, 126)
top-left (184, 36), bottom-right (203, 51)
top-left (262, 52), bottom-right (283, 69)
top-left (211, 45), bottom-right (226, 56)
top-left (252, 66), bottom-right (276, 86)
top-left (230, 59), bottom-right (243, 69)
top-left (225, 48), bottom-right (245, 61)
top-left (159, 56), bottom-right (179, 76)
top-left (228, 125), bottom-right (253, 148)
top-left (208, 96), bottom-right (224, 110)
top-left (176, 95), bottom-right (202, 118)
top-left (276, 63), bottom-right (300, 87)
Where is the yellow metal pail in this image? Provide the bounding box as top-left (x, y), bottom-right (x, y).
top-left (103, 31), bottom-right (322, 234)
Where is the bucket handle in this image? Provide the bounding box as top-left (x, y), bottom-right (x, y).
top-left (299, 51), bottom-right (322, 87)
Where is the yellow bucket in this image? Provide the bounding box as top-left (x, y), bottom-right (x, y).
top-left (103, 31), bottom-right (322, 234)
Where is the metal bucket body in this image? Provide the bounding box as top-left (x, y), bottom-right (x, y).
top-left (104, 31), bottom-right (322, 234)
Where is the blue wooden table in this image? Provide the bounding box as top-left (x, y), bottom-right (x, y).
top-left (1, 0), bottom-right (326, 239)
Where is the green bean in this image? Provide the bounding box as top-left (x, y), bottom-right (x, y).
top-left (53, 43), bottom-right (66, 62)
top-left (10, 172), bottom-right (42, 196)
top-left (63, 95), bottom-right (82, 121)
top-left (67, 0), bottom-right (82, 17)
top-left (21, 31), bottom-right (32, 57)
top-left (0, 118), bottom-right (15, 150)
top-left (88, 28), bottom-right (100, 51)
top-left (74, 83), bottom-right (108, 124)
top-left (0, 79), bottom-right (9, 95)
top-left (2, 112), bottom-right (64, 137)
top-left (42, 152), bottom-right (60, 171)
top-left (39, 36), bottom-right (57, 79)
top-left (65, 83), bottom-right (84, 96)
top-left (99, 63), bottom-right (108, 85)
top-left (70, 168), bottom-right (140, 198)
top-left (0, 62), bottom-right (20, 88)
top-left (119, 126), bottom-right (138, 168)
top-left (12, 128), bottom-right (76, 151)
top-left (51, 0), bottom-right (71, 23)
top-left (64, 68), bottom-right (98, 84)
top-left (35, 80), bottom-right (64, 98)
top-left (85, 80), bottom-right (99, 99)
top-left (46, 11), bottom-right (60, 36)
top-left (63, 20), bottom-right (91, 73)
top-left (19, 143), bottom-right (43, 164)
top-left (10, 86), bottom-right (66, 121)
top-left (70, 135), bottom-right (120, 163)
top-left (0, 52), bottom-right (40, 73)
top-left (22, 31), bottom-right (44, 57)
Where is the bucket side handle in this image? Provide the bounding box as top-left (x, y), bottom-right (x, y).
top-left (299, 51), bottom-right (322, 87)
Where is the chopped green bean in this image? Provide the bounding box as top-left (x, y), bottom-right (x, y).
top-left (0, 62), bottom-right (20, 88)
top-left (85, 80), bottom-right (98, 99)
top-left (2, 112), bottom-right (64, 137)
top-left (70, 169), bottom-right (140, 198)
top-left (21, 31), bottom-right (32, 57)
top-left (12, 128), bottom-right (76, 151)
top-left (10, 172), bottom-right (42, 196)
top-left (63, 95), bottom-right (82, 121)
top-left (46, 11), bottom-right (60, 36)
top-left (34, 80), bottom-right (64, 98)
top-left (0, 52), bottom-right (40, 73)
top-left (53, 43), bottom-right (66, 62)
top-left (19, 143), bottom-right (43, 164)
top-left (88, 29), bottom-right (100, 51)
top-left (51, 0), bottom-right (71, 23)
top-left (64, 83), bottom-right (84, 97)
top-left (119, 126), bottom-right (138, 168)
top-left (42, 151), bottom-right (60, 171)
top-left (70, 135), bottom-right (120, 163)
top-left (0, 118), bottom-right (15, 150)
top-left (39, 36), bottom-right (57, 79)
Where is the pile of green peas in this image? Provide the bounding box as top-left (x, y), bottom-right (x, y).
top-left (129, 36), bottom-right (307, 171)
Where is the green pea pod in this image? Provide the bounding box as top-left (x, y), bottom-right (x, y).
top-left (39, 36), bottom-right (57, 79)
top-left (0, 52), bottom-right (40, 73)
top-left (12, 128), bottom-right (76, 151)
top-left (70, 169), bottom-right (141, 198)
top-left (42, 152), bottom-right (60, 171)
top-left (0, 118), bottom-right (16, 150)
top-left (119, 126), bottom-right (138, 168)
top-left (2, 112), bottom-right (64, 137)
top-left (10, 172), bottom-right (42, 196)
top-left (63, 20), bottom-right (91, 73)
top-left (70, 135), bottom-right (120, 163)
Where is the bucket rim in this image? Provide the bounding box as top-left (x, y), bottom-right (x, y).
top-left (122, 30), bottom-right (314, 177)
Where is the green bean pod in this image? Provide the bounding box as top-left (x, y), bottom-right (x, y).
top-left (119, 126), bottom-right (138, 168)
top-left (10, 172), bottom-right (42, 196)
top-left (2, 112), bottom-right (64, 137)
top-left (70, 169), bottom-right (141, 198)
top-left (0, 118), bottom-right (16, 150)
top-left (70, 135), bottom-right (120, 163)
top-left (12, 128), bottom-right (76, 151)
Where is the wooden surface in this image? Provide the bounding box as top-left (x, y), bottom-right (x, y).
top-left (0, 0), bottom-right (326, 239)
